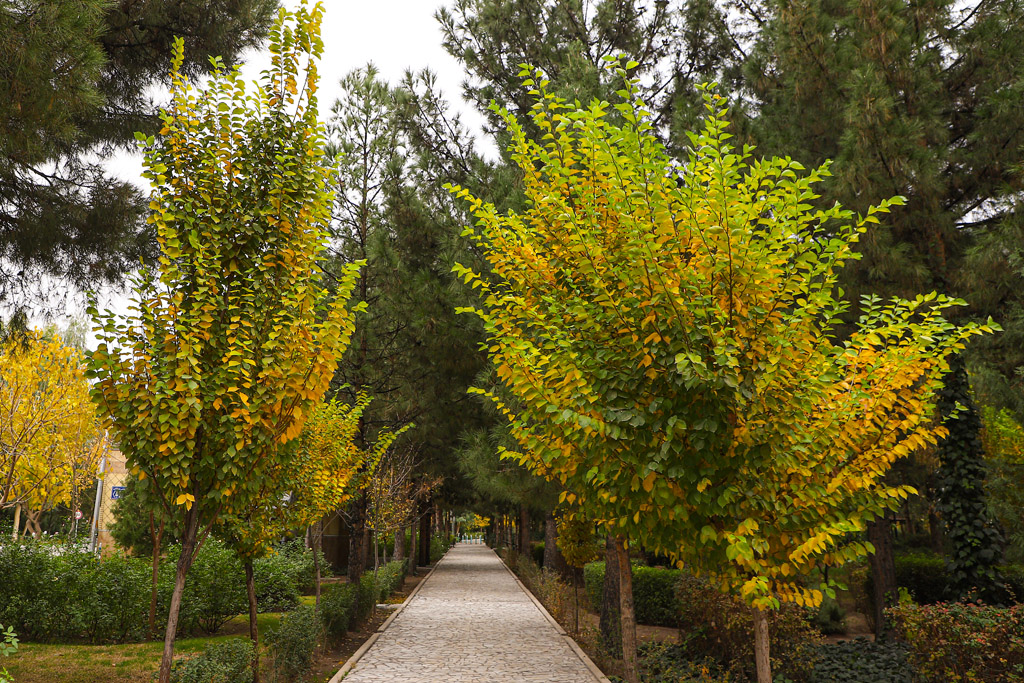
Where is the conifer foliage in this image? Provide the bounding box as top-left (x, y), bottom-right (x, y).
top-left (452, 66), bottom-right (995, 681)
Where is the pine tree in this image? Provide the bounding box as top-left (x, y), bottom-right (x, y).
top-left (0, 0), bottom-right (278, 309)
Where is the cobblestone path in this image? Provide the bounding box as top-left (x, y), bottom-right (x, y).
top-left (338, 543), bottom-right (603, 682)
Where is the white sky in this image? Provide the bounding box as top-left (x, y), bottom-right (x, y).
top-left (33, 0), bottom-right (487, 337)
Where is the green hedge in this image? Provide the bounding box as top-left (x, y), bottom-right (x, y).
top-left (583, 561), bottom-right (682, 627)
top-left (0, 539), bottom-right (321, 644)
top-left (866, 551), bottom-right (1024, 606)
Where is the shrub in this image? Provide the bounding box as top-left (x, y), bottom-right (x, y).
top-left (675, 573), bottom-right (820, 682)
top-left (0, 542), bottom-right (150, 644)
top-left (811, 596), bottom-right (847, 636)
top-left (275, 539), bottom-right (329, 595)
top-left (168, 638), bottom-right (254, 683)
top-left (887, 601), bottom-right (1024, 682)
top-left (253, 552), bottom-right (301, 612)
top-left (638, 642), bottom-right (732, 683)
top-left (266, 605), bottom-right (321, 683)
top-left (429, 534), bottom-right (453, 563)
top-left (319, 584), bottom-right (357, 639)
top-left (583, 561), bottom-right (682, 626)
top-left (531, 541), bottom-right (545, 568)
top-left (164, 539), bottom-right (246, 635)
top-left (811, 638), bottom-right (912, 683)
top-left (355, 572), bottom-right (378, 622)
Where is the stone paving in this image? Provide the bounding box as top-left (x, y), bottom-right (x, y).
top-left (339, 543), bottom-right (602, 682)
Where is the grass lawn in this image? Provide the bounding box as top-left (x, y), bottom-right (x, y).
top-left (3, 613), bottom-right (283, 683)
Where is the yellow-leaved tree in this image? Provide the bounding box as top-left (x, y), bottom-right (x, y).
top-left (219, 395), bottom-right (401, 680)
top-left (85, 5), bottom-right (360, 681)
top-left (0, 330), bottom-right (106, 537)
top-left (451, 67), bottom-right (997, 683)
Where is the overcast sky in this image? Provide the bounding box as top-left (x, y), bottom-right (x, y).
top-left (39, 0), bottom-right (486, 336)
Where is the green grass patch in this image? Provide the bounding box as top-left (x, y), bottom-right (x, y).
top-left (3, 613), bottom-right (285, 683)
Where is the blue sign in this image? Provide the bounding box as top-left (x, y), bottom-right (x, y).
top-left (111, 486), bottom-right (126, 500)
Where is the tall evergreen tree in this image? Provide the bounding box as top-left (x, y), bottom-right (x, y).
top-left (0, 0), bottom-right (278, 308)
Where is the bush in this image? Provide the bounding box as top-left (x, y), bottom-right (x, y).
top-left (531, 541), bottom-right (545, 568)
top-left (168, 638), bottom-right (254, 683)
top-left (253, 552), bottom-right (301, 612)
top-left (888, 601), bottom-right (1024, 682)
top-left (164, 539), bottom-right (246, 635)
top-left (0, 542), bottom-right (150, 644)
top-left (274, 539), bottom-right (329, 595)
top-left (429, 534), bottom-right (453, 563)
top-left (319, 584), bottom-right (357, 639)
top-left (675, 573), bottom-right (820, 682)
top-left (811, 638), bottom-right (912, 683)
top-left (637, 642), bottom-right (731, 683)
top-left (266, 605), bottom-right (321, 683)
top-left (583, 561), bottom-right (682, 626)
top-left (811, 596), bottom-right (846, 636)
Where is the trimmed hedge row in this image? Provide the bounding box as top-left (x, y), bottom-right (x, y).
top-left (583, 561), bottom-right (682, 627)
top-left (0, 538), bottom-right (320, 644)
top-left (867, 551), bottom-right (1024, 605)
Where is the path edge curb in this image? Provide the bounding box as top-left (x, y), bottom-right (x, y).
top-left (327, 547), bottom-right (453, 683)
top-left (496, 547), bottom-right (613, 683)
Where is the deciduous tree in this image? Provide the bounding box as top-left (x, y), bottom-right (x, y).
top-left (0, 330), bottom-right (105, 533)
top-left (452, 69), bottom-right (994, 682)
top-left (86, 6), bottom-right (359, 681)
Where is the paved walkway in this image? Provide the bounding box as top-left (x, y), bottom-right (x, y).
top-left (338, 543), bottom-right (603, 682)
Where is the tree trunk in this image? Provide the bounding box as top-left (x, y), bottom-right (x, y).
top-left (519, 504), bottom-right (530, 556)
top-left (314, 521), bottom-right (323, 610)
top-left (868, 516), bottom-right (897, 637)
top-left (600, 534), bottom-right (621, 656)
top-left (157, 521), bottom-right (199, 683)
top-left (418, 500), bottom-right (431, 566)
top-left (148, 514), bottom-right (164, 640)
top-left (11, 503), bottom-right (20, 540)
top-left (244, 559), bottom-right (260, 683)
top-left (393, 527), bottom-right (406, 563)
top-left (348, 494), bottom-right (367, 581)
top-left (543, 513), bottom-right (568, 576)
top-left (408, 515), bottom-right (418, 573)
top-left (614, 534), bottom-right (639, 683)
top-left (753, 608), bottom-right (771, 683)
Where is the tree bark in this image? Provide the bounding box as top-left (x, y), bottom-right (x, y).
top-left (408, 515), bottom-right (418, 573)
top-left (313, 521), bottom-right (323, 610)
top-left (418, 499), bottom-right (431, 566)
top-left (393, 527), bottom-right (405, 563)
top-left (244, 559), bottom-right (260, 683)
top-left (518, 504), bottom-right (530, 556)
top-left (753, 608), bottom-right (771, 683)
top-left (148, 514), bottom-right (164, 640)
top-left (348, 494), bottom-right (367, 581)
top-left (868, 515), bottom-right (897, 636)
top-left (543, 513), bottom-right (568, 575)
top-left (600, 534), bottom-right (621, 656)
top-left (614, 535), bottom-right (639, 683)
top-left (11, 503), bottom-right (20, 540)
top-left (157, 518), bottom-right (199, 683)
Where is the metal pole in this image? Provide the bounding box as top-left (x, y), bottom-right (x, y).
top-left (88, 452), bottom-right (107, 554)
